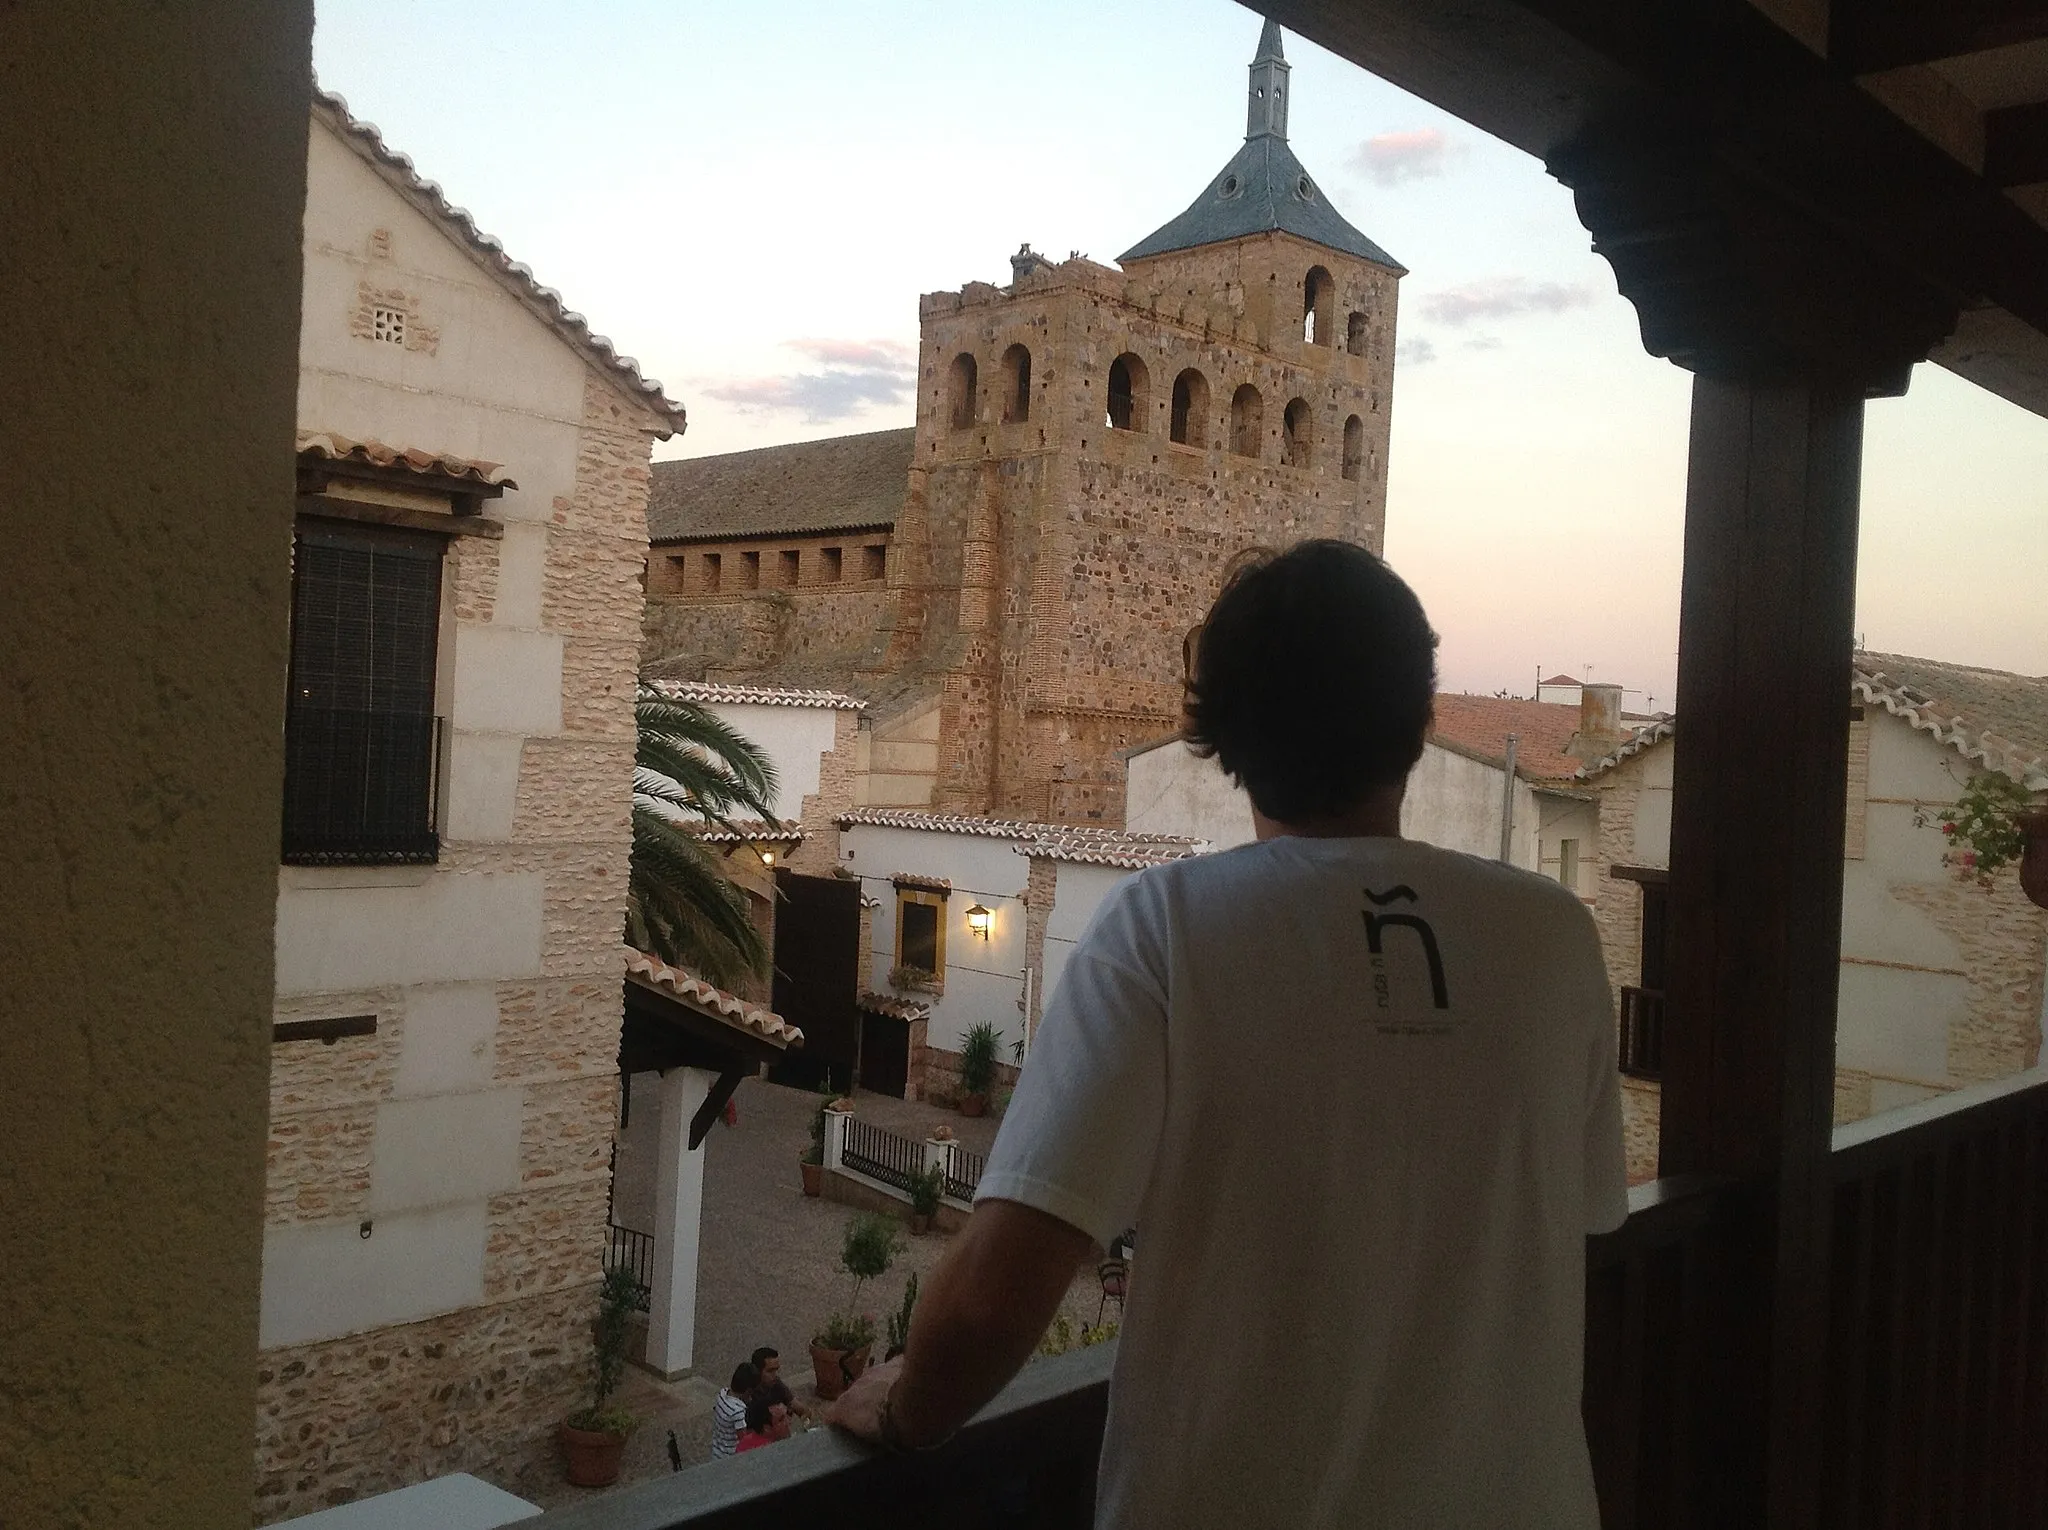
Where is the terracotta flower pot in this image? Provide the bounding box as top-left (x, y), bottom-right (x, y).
top-left (909, 1212), bottom-right (932, 1236)
top-left (559, 1420), bottom-right (630, 1487)
top-left (809, 1340), bottom-right (871, 1401)
top-left (800, 1160), bottom-right (822, 1197)
top-left (957, 1092), bottom-right (988, 1118)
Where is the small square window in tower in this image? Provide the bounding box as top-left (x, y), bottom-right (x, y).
top-left (777, 549), bottom-right (801, 587)
top-left (1346, 311), bottom-right (1369, 355)
top-left (1303, 267), bottom-right (1334, 347)
top-left (1230, 385), bottom-right (1263, 458)
top-left (1001, 344), bottom-right (1031, 423)
top-left (738, 550), bottom-right (761, 591)
top-left (820, 547), bottom-right (842, 583)
top-left (372, 306), bottom-right (406, 346)
top-left (861, 544), bottom-right (887, 581)
top-left (700, 552), bottom-right (722, 593)
top-left (1342, 415), bottom-right (1365, 481)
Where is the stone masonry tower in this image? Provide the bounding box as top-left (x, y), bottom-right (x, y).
top-left (895, 20), bottom-right (1405, 823)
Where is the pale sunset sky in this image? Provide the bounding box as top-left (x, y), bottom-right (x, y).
top-left (313, 0), bottom-right (2048, 709)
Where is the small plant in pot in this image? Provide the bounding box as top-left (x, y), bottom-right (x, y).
top-left (1933, 774), bottom-right (2048, 889)
top-left (810, 1212), bottom-right (901, 1401)
top-left (907, 1162), bottom-right (944, 1235)
top-left (799, 1074), bottom-right (836, 1197)
top-left (560, 1264), bottom-right (641, 1487)
top-left (888, 962), bottom-right (938, 995)
top-left (957, 1021), bottom-right (1003, 1117)
top-left (885, 1273), bottom-right (920, 1361)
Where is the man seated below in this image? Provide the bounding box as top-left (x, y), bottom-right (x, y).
top-left (828, 539), bottom-right (1629, 1528)
top-left (709, 1362), bottom-right (757, 1460)
top-left (736, 1396), bottom-right (792, 1453)
top-left (751, 1345), bottom-right (812, 1422)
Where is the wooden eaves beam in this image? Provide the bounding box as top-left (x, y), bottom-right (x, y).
top-left (1828, 0), bottom-right (2048, 75)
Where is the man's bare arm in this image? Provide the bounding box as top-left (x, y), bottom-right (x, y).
top-left (826, 1198), bottom-right (1096, 1448)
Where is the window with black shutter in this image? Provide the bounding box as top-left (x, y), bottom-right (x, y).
top-left (282, 519), bottom-right (445, 864)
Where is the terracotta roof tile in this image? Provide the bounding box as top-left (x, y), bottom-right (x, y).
top-left (890, 872), bottom-right (953, 893)
top-left (1428, 695), bottom-right (1589, 781)
top-left (647, 428), bottom-right (913, 543)
top-left (623, 949), bottom-right (802, 1049)
top-left (313, 89), bottom-right (684, 432)
top-left (1017, 835), bottom-right (1205, 870)
top-left (857, 991), bottom-right (931, 1022)
top-left (837, 807), bottom-right (1201, 848)
top-left (646, 678), bottom-right (868, 711)
top-left (1577, 652), bottom-right (2048, 787)
top-left (297, 432), bottom-right (516, 488)
top-left (678, 817), bottom-right (803, 845)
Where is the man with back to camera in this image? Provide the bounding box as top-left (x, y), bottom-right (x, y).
top-left (827, 539), bottom-right (1629, 1527)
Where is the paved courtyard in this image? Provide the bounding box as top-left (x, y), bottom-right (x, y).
top-left (499, 1077), bottom-right (1120, 1509)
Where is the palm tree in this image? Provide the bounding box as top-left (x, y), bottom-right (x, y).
top-left (628, 685), bottom-right (782, 989)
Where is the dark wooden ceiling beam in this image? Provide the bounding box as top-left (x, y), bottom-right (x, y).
top-left (1829, 0), bottom-right (2048, 75)
top-left (1986, 98), bottom-right (2048, 185)
top-left (1261, 0), bottom-right (2048, 353)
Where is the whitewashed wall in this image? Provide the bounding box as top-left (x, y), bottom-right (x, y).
top-left (840, 824), bottom-right (1031, 1054)
top-left (696, 700), bottom-right (841, 823)
top-left (1124, 740), bottom-right (1256, 848)
top-left (263, 121), bottom-right (603, 1348)
top-left (1038, 860), bottom-right (1135, 1050)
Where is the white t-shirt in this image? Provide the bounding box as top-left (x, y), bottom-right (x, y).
top-left (710, 1389), bottom-right (747, 1458)
top-left (976, 834), bottom-right (1629, 1530)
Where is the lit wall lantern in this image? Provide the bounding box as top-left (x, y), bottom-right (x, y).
top-left (964, 903), bottom-right (994, 941)
top-left (760, 849), bottom-right (777, 867)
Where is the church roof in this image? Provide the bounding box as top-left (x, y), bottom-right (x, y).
top-left (1119, 24), bottom-right (1403, 271)
top-left (1121, 136), bottom-right (1404, 269)
top-left (648, 427), bottom-right (914, 544)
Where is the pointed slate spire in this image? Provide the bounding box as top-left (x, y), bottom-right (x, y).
top-left (1120, 18), bottom-right (1403, 269)
top-left (1247, 19), bottom-right (1290, 140)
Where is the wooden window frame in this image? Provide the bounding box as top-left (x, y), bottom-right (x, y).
top-left (894, 887), bottom-right (948, 990)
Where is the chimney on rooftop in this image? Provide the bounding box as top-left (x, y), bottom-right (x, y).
top-left (1567, 682), bottom-right (1627, 764)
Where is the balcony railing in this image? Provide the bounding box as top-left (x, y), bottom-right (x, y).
top-left (524, 1069), bottom-right (2048, 1530)
top-left (1619, 986), bottom-right (1665, 1080)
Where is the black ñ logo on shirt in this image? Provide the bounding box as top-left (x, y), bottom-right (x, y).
top-left (1362, 886), bottom-right (1450, 1010)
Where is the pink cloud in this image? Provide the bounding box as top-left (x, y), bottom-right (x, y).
top-left (1350, 128), bottom-right (1456, 186)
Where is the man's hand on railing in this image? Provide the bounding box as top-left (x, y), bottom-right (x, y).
top-left (823, 1358), bottom-right (904, 1448)
top-left (2021, 808), bottom-right (2048, 911)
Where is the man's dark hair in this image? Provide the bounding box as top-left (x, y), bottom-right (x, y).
top-left (730, 1361), bottom-right (760, 1395)
top-left (1184, 539), bottom-right (1436, 823)
top-left (744, 1396), bottom-right (777, 1434)
top-left (750, 1346), bottom-right (778, 1370)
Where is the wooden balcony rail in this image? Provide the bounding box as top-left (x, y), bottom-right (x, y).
top-left (522, 1071), bottom-right (2048, 1530)
top-left (1821, 1067), bottom-right (2048, 1528)
top-left (1618, 986), bottom-right (1665, 1081)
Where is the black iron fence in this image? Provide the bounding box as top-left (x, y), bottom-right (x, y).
top-left (605, 1223), bottom-right (653, 1312)
top-left (945, 1146), bottom-right (985, 1203)
top-left (840, 1117), bottom-right (922, 1195)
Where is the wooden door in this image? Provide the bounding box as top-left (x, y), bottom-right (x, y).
top-left (768, 869), bottom-right (861, 1092)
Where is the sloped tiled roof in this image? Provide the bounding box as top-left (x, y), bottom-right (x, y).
top-left (1577, 652), bottom-right (2048, 788)
top-left (623, 949), bottom-right (802, 1049)
top-left (312, 88), bottom-right (684, 433)
top-left (1018, 834), bottom-right (1206, 870)
top-left (837, 807), bottom-right (1202, 849)
top-left (1429, 695), bottom-right (1590, 782)
top-left (298, 433), bottom-right (516, 488)
top-left (678, 817), bottom-right (803, 846)
top-left (647, 678), bottom-right (868, 711)
top-left (857, 992), bottom-right (932, 1022)
top-left (1122, 134), bottom-right (1404, 269)
top-left (890, 872), bottom-right (953, 893)
top-left (648, 428), bottom-right (914, 544)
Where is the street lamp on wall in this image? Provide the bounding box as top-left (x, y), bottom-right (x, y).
top-left (964, 903), bottom-right (993, 941)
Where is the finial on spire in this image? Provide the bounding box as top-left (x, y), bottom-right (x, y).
top-left (1247, 19), bottom-right (1291, 140)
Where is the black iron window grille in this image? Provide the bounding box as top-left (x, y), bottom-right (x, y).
top-left (282, 519), bottom-right (445, 865)
top-left (1619, 986), bottom-right (1666, 1080)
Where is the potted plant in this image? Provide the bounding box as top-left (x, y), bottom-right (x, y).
top-left (885, 1273), bottom-right (920, 1361)
top-left (957, 1020), bottom-right (1002, 1117)
top-left (888, 962), bottom-right (938, 995)
top-left (799, 1074), bottom-right (836, 1197)
top-left (559, 1265), bottom-right (641, 1487)
top-left (810, 1212), bottom-right (901, 1400)
top-left (1934, 774), bottom-right (2046, 888)
top-left (907, 1162), bottom-right (944, 1235)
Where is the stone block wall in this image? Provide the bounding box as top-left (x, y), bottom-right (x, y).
top-left (255, 376), bottom-right (658, 1523)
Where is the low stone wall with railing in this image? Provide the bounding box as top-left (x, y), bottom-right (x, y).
top-left (821, 1108), bottom-right (982, 1230)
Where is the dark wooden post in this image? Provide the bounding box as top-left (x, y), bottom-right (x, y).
top-left (1552, 123), bottom-right (1960, 1529)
